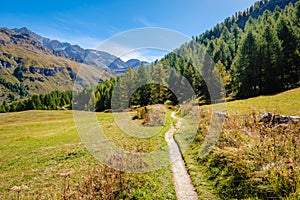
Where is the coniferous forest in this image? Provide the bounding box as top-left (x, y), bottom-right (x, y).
top-left (76, 0), bottom-right (300, 112)
top-left (0, 0), bottom-right (299, 112)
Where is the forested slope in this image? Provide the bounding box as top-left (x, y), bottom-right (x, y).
top-left (1, 0), bottom-right (299, 112)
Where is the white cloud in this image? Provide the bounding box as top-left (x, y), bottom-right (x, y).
top-left (120, 49), bottom-right (168, 62)
top-left (135, 17), bottom-right (156, 27)
top-left (94, 28), bottom-right (190, 61)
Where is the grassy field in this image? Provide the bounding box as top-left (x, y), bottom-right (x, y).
top-left (1, 88), bottom-right (299, 199)
top-left (202, 87), bottom-right (300, 116)
top-left (176, 87), bottom-right (300, 199)
top-left (0, 110), bottom-right (175, 199)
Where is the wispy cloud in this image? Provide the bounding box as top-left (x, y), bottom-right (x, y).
top-left (135, 17), bottom-right (157, 27)
top-left (53, 17), bottom-right (69, 24)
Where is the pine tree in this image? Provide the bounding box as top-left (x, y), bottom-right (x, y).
top-left (277, 15), bottom-right (299, 88)
top-left (110, 68), bottom-right (136, 110)
top-left (32, 95), bottom-right (42, 110)
top-left (95, 78), bottom-right (115, 111)
top-left (133, 64), bottom-right (151, 106)
top-left (213, 60), bottom-right (232, 96)
top-left (212, 39), bottom-right (232, 68)
top-left (167, 68), bottom-right (189, 104)
top-left (16, 101), bottom-right (25, 111)
top-left (87, 92), bottom-right (95, 111)
top-left (150, 64), bottom-right (169, 104)
top-left (232, 30), bottom-right (259, 98)
top-left (231, 24), bottom-right (243, 56)
top-left (260, 22), bottom-right (283, 94)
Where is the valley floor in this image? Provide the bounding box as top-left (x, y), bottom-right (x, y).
top-left (1, 88), bottom-right (299, 199)
top-left (0, 110), bottom-right (176, 199)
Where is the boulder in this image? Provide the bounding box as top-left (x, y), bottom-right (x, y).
top-left (259, 112), bottom-right (300, 124)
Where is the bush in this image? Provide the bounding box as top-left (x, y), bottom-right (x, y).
top-left (179, 102), bottom-right (193, 117)
top-left (164, 100), bottom-right (174, 106)
top-left (147, 105), bottom-right (166, 126)
top-left (13, 66), bottom-right (27, 82)
top-left (189, 111), bottom-right (300, 199)
top-left (136, 106), bottom-right (148, 119)
top-left (136, 105), bottom-right (166, 126)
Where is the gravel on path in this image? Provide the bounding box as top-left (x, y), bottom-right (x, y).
top-left (165, 112), bottom-right (198, 200)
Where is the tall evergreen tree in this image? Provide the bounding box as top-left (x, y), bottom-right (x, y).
top-left (132, 64), bottom-right (152, 106)
top-left (277, 15), bottom-right (300, 88)
top-left (260, 22), bottom-right (283, 93)
top-left (150, 64), bottom-right (169, 104)
top-left (232, 30), bottom-right (259, 98)
top-left (213, 60), bottom-right (232, 96)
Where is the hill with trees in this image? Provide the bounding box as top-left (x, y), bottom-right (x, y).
top-left (1, 0), bottom-right (299, 113)
top-left (88, 0), bottom-right (300, 112)
top-left (190, 0), bottom-right (300, 99)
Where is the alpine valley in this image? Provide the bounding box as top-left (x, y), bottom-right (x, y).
top-left (0, 27), bottom-right (148, 103)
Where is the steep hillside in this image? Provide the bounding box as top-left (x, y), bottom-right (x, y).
top-left (160, 0), bottom-right (300, 102)
top-left (0, 27), bottom-right (150, 103)
top-left (12, 27), bottom-right (118, 65)
top-left (12, 27), bottom-right (148, 75)
top-left (0, 28), bottom-right (109, 103)
top-left (197, 0), bottom-right (299, 42)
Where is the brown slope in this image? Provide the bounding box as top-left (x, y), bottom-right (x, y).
top-left (0, 28), bottom-right (111, 103)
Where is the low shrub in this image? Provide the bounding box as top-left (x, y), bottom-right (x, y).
top-left (185, 111), bottom-right (300, 199)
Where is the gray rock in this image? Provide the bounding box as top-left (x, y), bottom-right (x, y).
top-left (259, 112), bottom-right (300, 124)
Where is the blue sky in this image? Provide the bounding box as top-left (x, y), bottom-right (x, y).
top-left (1, 0), bottom-right (256, 61)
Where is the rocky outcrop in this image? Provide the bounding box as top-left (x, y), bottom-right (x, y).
top-left (259, 112), bottom-right (300, 124)
top-left (0, 59), bottom-right (14, 68)
top-left (29, 66), bottom-right (64, 76)
top-left (0, 53), bottom-right (24, 69)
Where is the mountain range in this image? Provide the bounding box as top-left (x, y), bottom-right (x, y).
top-left (12, 27), bottom-right (149, 72)
top-left (0, 27), bottom-right (149, 102)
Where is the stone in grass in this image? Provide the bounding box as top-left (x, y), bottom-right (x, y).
top-left (259, 112), bottom-right (300, 124)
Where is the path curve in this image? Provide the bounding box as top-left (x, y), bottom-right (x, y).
top-left (165, 112), bottom-right (198, 200)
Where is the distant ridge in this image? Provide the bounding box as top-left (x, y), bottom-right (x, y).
top-left (0, 27), bottom-right (149, 103)
top-left (12, 27), bottom-right (149, 74)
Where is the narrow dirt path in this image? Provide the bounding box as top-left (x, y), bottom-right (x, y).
top-left (165, 112), bottom-right (198, 200)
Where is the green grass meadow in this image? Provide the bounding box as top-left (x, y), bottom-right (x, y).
top-left (0, 110), bottom-right (175, 199)
top-left (178, 87), bottom-right (300, 199)
top-left (1, 88), bottom-right (299, 199)
top-left (223, 87), bottom-right (300, 116)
